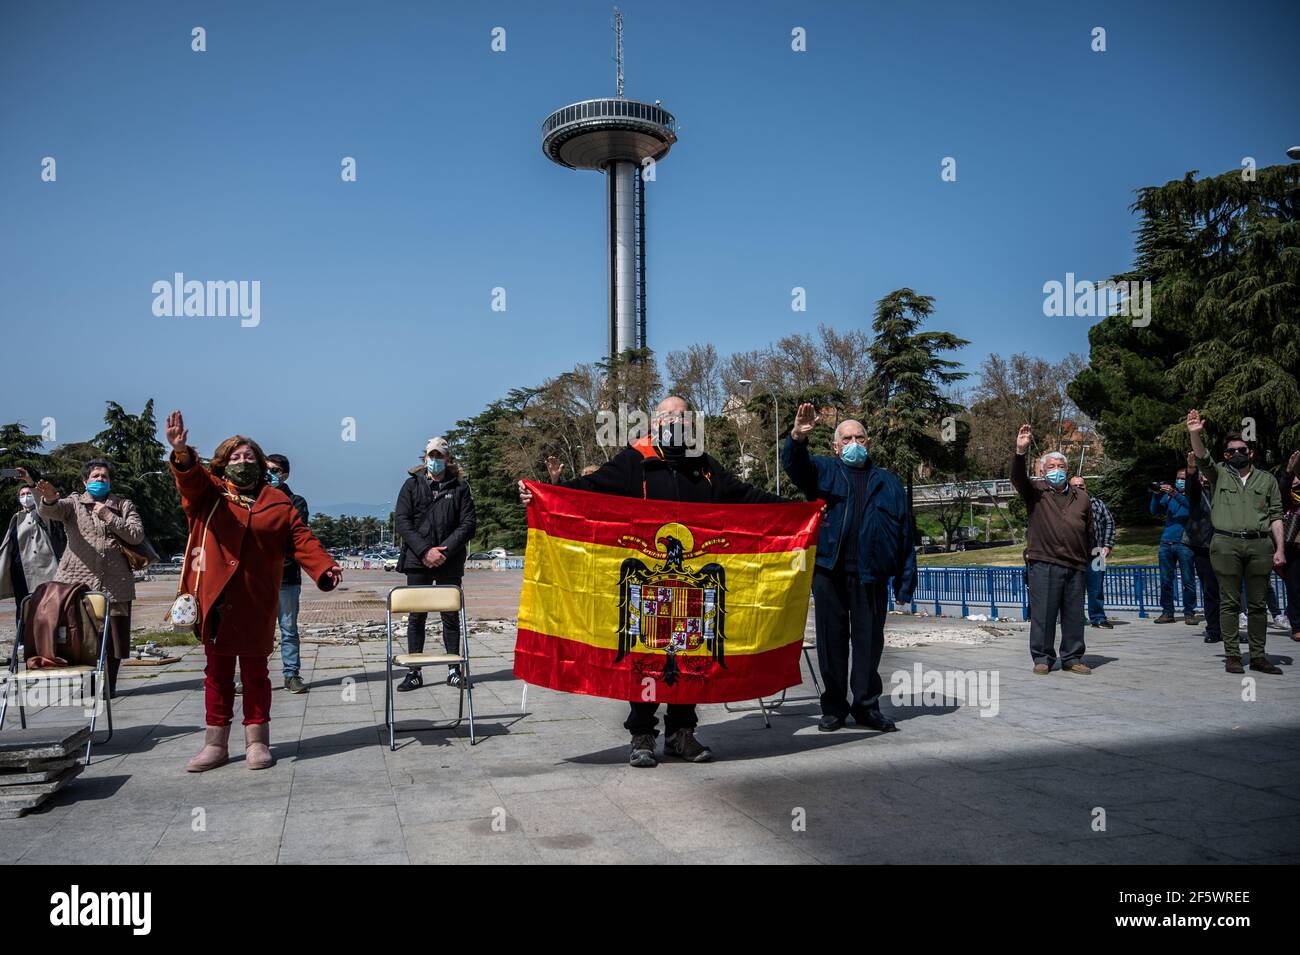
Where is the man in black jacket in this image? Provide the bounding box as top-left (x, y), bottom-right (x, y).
top-left (267, 455), bottom-right (311, 693)
top-left (394, 437), bottom-right (477, 691)
top-left (518, 396), bottom-right (786, 768)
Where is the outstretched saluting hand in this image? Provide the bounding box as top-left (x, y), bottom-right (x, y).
top-left (166, 410), bottom-right (191, 463)
top-left (1015, 424), bottom-right (1033, 455)
top-left (791, 403), bottom-right (818, 442)
top-left (1186, 409), bottom-right (1209, 459)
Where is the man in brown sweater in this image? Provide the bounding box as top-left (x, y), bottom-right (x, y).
top-left (1011, 425), bottom-right (1093, 674)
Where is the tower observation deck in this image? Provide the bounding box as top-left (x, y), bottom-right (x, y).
top-left (540, 13), bottom-right (676, 359)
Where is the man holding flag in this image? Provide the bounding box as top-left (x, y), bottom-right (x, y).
top-left (517, 395), bottom-right (814, 768)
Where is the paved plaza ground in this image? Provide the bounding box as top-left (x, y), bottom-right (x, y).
top-left (1, 569), bottom-right (1298, 864)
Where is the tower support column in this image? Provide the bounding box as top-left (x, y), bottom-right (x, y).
top-left (607, 160), bottom-right (639, 355)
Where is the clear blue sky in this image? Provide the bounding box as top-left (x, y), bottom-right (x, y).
top-left (2, 0), bottom-right (1296, 509)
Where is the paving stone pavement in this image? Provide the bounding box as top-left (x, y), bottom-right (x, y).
top-left (2, 571), bottom-right (1298, 864)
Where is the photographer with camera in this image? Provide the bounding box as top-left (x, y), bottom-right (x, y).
top-left (1149, 468), bottom-right (1197, 624)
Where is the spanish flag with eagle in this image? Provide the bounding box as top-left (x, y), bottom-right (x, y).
top-left (514, 481), bottom-right (824, 704)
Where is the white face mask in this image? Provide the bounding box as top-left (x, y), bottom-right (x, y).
top-left (19, 494), bottom-right (35, 510)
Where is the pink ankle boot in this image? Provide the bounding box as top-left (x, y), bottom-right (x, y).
top-left (244, 723), bottom-right (272, 770)
top-left (186, 725), bottom-right (231, 772)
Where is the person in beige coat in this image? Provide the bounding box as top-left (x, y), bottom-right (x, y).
top-left (32, 460), bottom-right (143, 697)
top-left (1, 480), bottom-right (66, 629)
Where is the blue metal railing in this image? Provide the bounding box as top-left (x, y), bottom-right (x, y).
top-left (909, 564), bottom-right (1290, 620)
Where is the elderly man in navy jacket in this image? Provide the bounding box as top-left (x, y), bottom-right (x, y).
top-left (781, 403), bottom-right (917, 733)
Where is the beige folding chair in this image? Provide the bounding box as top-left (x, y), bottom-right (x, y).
top-left (384, 584), bottom-right (475, 749)
top-left (0, 590), bottom-right (114, 763)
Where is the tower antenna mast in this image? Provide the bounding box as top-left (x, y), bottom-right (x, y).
top-left (614, 7), bottom-right (624, 98)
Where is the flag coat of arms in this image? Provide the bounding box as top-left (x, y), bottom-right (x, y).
top-left (514, 481), bottom-right (823, 704)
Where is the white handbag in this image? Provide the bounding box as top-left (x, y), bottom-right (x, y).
top-left (166, 497), bottom-right (220, 632)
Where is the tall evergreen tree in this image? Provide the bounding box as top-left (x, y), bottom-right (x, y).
top-left (0, 422), bottom-right (56, 531)
top-left (92, 400), bottom-right (186, 552)
top-left (860, 288), bottom-right (970, 486)
top-left (1069, 164), bottom-right (1300, 518)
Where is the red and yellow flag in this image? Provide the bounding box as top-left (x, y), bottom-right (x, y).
top-left (514, 481), bottom-right (823, 704)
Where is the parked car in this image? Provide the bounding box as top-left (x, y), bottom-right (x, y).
top-left (382, 558), bottom-right (398, 572)
top-left (170, 554), bottom-right (184, 565)
top-left (469, 552), bottom-right (492, 561)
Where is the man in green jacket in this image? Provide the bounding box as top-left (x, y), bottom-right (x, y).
top-left (1186, 410), bottom-right (1286, 674)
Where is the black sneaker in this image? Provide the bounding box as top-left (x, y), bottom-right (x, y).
top-left (663, 728), bottom-right (713, 762)
top-left (397, 669), bottom-right (423, 692)
top-left (818, 714), bottom-right (846, 732)
top-left (446, 666), bottom-right (466, 688)
top-left (629, 734), bottom-right (657, 768)
top-left (1093, 619), bottom-right (1113, 629)
top-left (284, 674), bottom-right (307, 694)
top-left (1203, 633), bottom-right (1222, 644)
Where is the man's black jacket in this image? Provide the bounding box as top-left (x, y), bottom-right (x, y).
top-left (562, 440), bottom-right (784, 505)
top-left (278, 482), bottom-right (310, 587)
top-left (395, 468), bottom-right (477, 577)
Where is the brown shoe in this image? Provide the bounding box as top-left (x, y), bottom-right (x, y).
top-left (186, 725), bottom-right (231, 773)
top-left (1063, 662), bottom-right (1092, 674)
top-left (663, 728), bottom-right (713, 763)
top-left (1183, 614), bottom-right (1197, 625)
top-left (1032, 663), bottom-right (1050, 675)
top-left (1153, 614), bottom-right (1176, 624)
top-left (1249, 659), bottom-right (1283, 675)
top-left (1225, 657), bottom-right (1244, 674)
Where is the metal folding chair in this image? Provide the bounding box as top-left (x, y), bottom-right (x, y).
top-left (384, 584), bottom-right (476, 749)
top-left (0, 590), bottom-right (114, 763)
top-left (723, 639), bottom-right (822, 729)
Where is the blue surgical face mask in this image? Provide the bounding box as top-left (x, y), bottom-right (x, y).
top-left (1045, 469), bottom-right (1067, 488)
top-left (840, 443), bottom-right (868, 467)
top-left (1175, 479), bottom-right (1185, 492)
top-left (267, 471), bottom-right (282, 488)
top-left (426, 457), bottom-right (446, 476)
top-left (85, 480), bottom-right (110, 499)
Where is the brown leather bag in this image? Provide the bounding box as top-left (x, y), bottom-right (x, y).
top-left (102, 497), bottom-right (158, 570)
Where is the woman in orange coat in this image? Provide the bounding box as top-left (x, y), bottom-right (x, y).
top-left (164, 410), bottom-right (341, 772)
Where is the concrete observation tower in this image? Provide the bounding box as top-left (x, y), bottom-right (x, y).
top-left (540, 9), bottom-right (676, 359)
